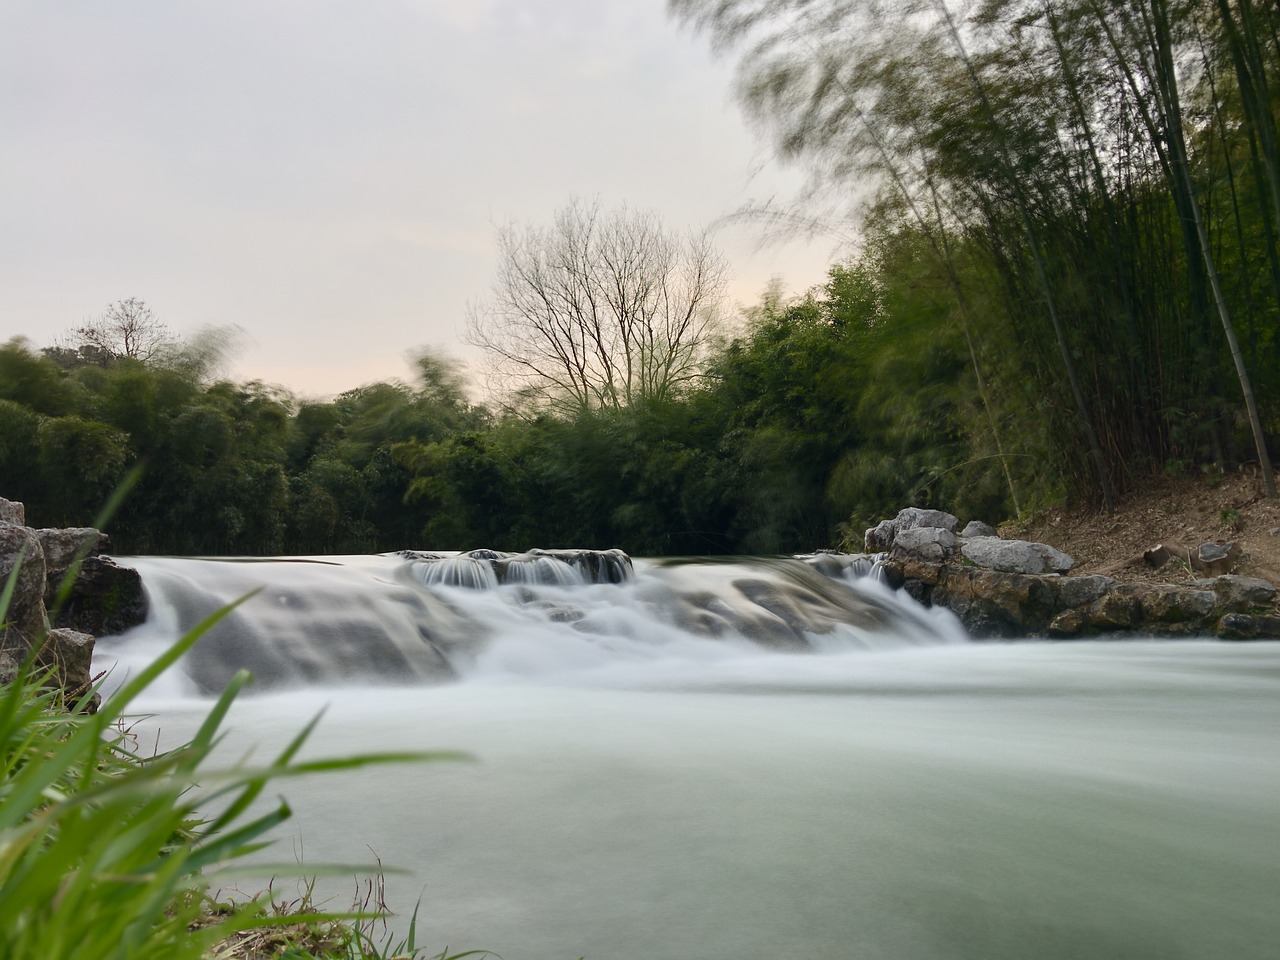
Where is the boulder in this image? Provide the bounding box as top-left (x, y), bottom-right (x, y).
top-left (961, 536), bottom-right (1074, 575)
top-left (0, 523), bottom-right (49, 650)
top-left (865, 507), bottom-right (959, 551)
top-left (1191, 575), bottom-right (1277, 612)
top-left (0, 497), bottom-right (23, 525)
top-left (891, 526), bottom-right (958, 564)
top-left (931, 566), bottom-right (1063, 638)
top-left (48, 555), bottom-right (147, 637)
top-left (1216, 613), bottom-right (1280, 640)
top-left (959, 520), bottom-right (997, 538)
top-left (37, 527), bottom-right (107, 571)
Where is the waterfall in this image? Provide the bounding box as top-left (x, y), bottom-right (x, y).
top-left (93, 550), bottom-right (964, 696)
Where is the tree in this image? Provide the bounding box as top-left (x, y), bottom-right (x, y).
top-left (466, 197), bottom-right (729, 412)
top-left (59, 298), bottom-right (175, 366)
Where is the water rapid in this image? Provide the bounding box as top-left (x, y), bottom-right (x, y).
top-left (92, 553), bottom-right (1280, 960)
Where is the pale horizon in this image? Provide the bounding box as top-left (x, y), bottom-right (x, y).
top-left (0, 1), bottom-right (845, 399)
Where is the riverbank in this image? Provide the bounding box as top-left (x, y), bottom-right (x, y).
top-left (1007, 471), bottom-right (1280, 588)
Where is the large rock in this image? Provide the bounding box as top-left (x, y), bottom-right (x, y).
top-left (961, 536), bottom-right (1074, 575)
top-left (891, 526), bottom-right (958, 564)
top-left (1216, 613), bottom-right (1280, 640)
top-left (1192, 575), bottom-right (1277, 611)
top-left (865, 508), bottom-right (959, 552)
top-left (0, 522), bottom-right (49, 651)
top-left (37, 527), bottom-right (108, 572)
top-left (49, 556), bottom-right (147, 637)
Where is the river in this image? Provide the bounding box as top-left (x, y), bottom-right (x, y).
top-left (93, 554), bottom-right (1280, 960)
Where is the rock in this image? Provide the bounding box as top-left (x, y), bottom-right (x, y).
top-left (1192, 575), bottom-right (1277, 612)
top-left (865, 507), bottom-right (959, 551)
top-left (931, 567), bottom-right (1062, 638)
top-left (48, 556), bottom-right (147, 637)
top-left (37, 527), bottom-right (107, 570)
top-left (36, 628), bottom-right (96, 692)
top-left (959, 520), bottom-right (997, 538)
top-left (0, 523), bottom-right (49, 650)
top-left (0, 497), bottom-right (23, 525)
top-left (960, 536), bottom-right (1074, 575)
top-left (1216, 613), bottom-right (1280, 640)
top-left (1139, 585), bottom-right (1218, 624)
top-left (1053, 574), bottom-right (1115, 609)
top-left (891, 527), bottom-right (958, 564)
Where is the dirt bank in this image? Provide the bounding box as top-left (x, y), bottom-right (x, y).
top-left (1006, 472), bottom-right (1280, 588)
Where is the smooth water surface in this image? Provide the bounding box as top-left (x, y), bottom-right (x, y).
top-left (110, 637), bottom-right (1280, 960)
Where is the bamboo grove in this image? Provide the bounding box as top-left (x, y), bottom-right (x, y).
top-left (673, 0), bottom-right (1280, 505)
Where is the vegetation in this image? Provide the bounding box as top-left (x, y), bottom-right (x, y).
top-left (0, 569), bottom-right (477, 960)
top-left (3, 1), bottom-right (1279, 552)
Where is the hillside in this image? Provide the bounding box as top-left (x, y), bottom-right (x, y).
top-left (1007, 472), bottom-right (1280, 588)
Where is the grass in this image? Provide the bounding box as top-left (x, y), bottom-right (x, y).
top-left (0, 551), bottom-right (487, 960)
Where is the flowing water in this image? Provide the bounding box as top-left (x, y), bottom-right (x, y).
top-left (94, 553), bottom-right (1280, 960)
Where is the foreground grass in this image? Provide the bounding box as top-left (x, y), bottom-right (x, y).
top-left (0, 575), bottom-right (483, 960)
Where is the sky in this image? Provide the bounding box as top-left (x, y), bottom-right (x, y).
top-left (0, 0), bottom-right (840, 397)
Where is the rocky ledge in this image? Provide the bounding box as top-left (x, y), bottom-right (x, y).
top-left (865, 507), bottom-right (1280, 640)
top-left (1, 496), bottom-right (148, 702)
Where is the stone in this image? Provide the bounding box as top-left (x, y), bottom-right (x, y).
top-left (960, 536), bottom-right (1074, 575)
top-left (1191, 575), bottom-right (1277, 612)
top-left (1217, 613), bottom-right (1280, 640)
top-left (865, 507), bottom-right (959, 551)
top-left (37, 527), bottom-right (106, 570)
top-left (0, 497), bottom-right (23, 525)
top-left (46, 556), bottom-right (147, 636)
top-left (1051, 574), bottom-right (1115, 610)
top-left (959, 520), bottom-right (997, 538)
top-left (0, 523), bottom-right (48, 650)
top-left (891, 526), bottom-right (958, 564)
top-left (36, 628), bottom-right (96, 692)
top-left (931, 566), bottom-right (1060, 638)
top-left (1138, 585), bottom-right (1218, 624)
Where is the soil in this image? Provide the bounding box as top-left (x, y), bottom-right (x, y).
top-left (1003, 471), bottom-right (1280, 589)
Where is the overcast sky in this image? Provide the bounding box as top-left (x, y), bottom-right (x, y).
top-left (0, 1), bottom-right (838, 397)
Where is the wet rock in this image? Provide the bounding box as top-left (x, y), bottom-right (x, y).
top-left (1216, 613), bottom-right (1280, 640)
top-left (961, 536), bottom-right (1074, 575)
top-left (931, 567), bottom-right (1062, 639)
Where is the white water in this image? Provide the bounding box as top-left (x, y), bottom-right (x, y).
top-left (93, 556), bottom-right (1280, 960)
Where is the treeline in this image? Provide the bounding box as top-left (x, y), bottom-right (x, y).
top-left (5, 0), bottom-right (1280, 554)
top-left (674, 0), bottom-right (1280, 506)
top-left (3, 257), bottom-right (996, 555)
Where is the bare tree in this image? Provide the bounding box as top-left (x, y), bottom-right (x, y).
top-left (466, 198), bottom-right (730, 411)
top-left (62, 298), bottom-right (175, 365)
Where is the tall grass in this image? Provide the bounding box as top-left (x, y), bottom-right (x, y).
top-left (0, 556), bottom-right (481, 960)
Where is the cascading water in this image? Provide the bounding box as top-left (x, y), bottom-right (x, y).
top-left (95, 550), bottom-right (961, 695)
top-left (91, 551), bottom-right (1280, 960)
